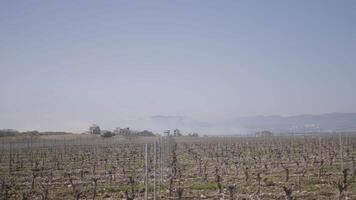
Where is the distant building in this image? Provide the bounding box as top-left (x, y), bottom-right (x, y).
top-left (89, 124), bottom-right (101, 134)
top-left (255, 130), bottom-right (273, 137)
top-left (113, 128), bottom-right (154, 137)
top-left (164, 130), bottom-right (170, 136)
top-left (188, 132), bottom-right (199, 137)
top-left (114, 127), bottom-right (131, 136)
top-left (173, 129), bottom-right (182, 137)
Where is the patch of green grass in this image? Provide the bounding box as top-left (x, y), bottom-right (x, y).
top-left (322, 165), bottom-right (335, 174)
top-left (305, 184), bottom-right (319, 192)
top-left (104, 185), bottom-right (122, 193)
top-left (305, 177), bottom-right (320, 185)
top-left (240, 182), bottom-right (252, 188)
top-left (96, 182), bottom-right (159, 194)
top-left (191, 182), bottom-right (218, 190)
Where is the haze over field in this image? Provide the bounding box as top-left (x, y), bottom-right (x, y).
top-left (1, 1), bottom-right (356, 133)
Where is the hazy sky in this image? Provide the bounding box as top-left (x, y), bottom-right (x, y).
top-left (1, 1), bottom-right (356, 132)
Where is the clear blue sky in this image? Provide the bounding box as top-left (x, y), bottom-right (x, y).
top-left (1, 1), bottom-right (355, 132)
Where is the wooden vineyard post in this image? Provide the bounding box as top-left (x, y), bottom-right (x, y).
top-left (339, 133), bottom-right (344, 170)
top-left (9, 142), bottom-right (12, 175)
top-left (154, 141), bottom-right (157, 200)
top-left (144, 144), bottom-right (148, 200)
top-left (160, 137), bottom-right (163, 187)
top-left (162, 137), bottom-right (165, 184)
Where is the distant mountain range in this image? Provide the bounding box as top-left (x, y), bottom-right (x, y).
top-left (149, 113), bottom-right (356, 135)
top-left (233, 113), bottom-right (356, 133)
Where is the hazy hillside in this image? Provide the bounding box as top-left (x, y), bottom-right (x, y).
top-left (234, 113), bottom-right (356, 133)
top-left (148, 113), bottom-right (356, 135)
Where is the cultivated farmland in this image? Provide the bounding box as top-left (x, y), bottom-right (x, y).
top-left (0, 134), bottom-right (356, 199)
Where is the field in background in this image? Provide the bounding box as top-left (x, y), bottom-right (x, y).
top-left (1, 133), bottom-right (356, 199)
